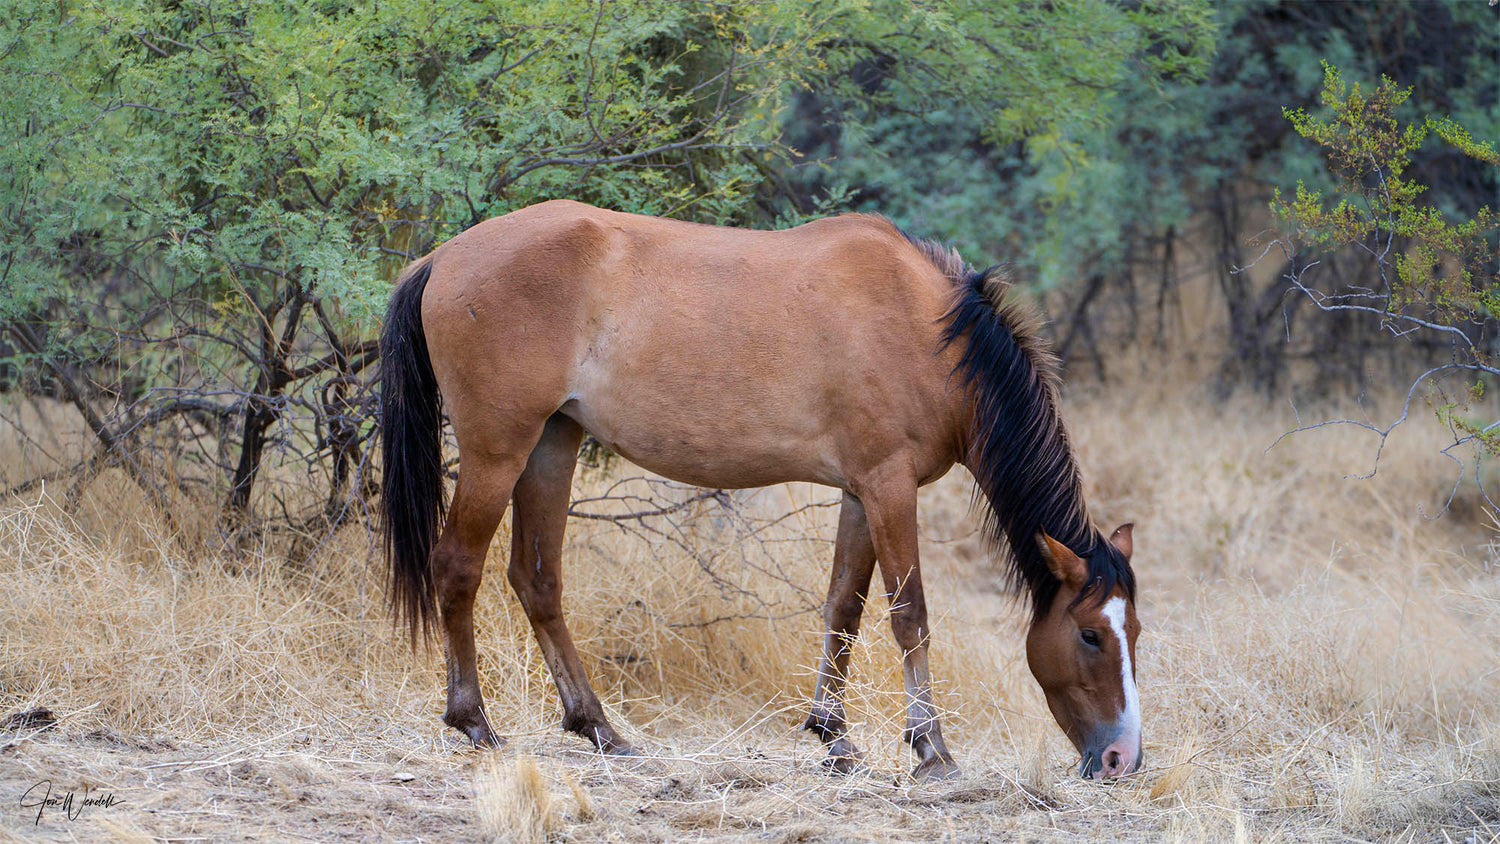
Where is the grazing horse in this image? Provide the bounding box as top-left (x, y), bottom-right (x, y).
top-left (380, 200), bottom-right (1142, 781)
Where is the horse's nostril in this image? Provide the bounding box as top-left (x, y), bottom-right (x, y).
top-left (1079, 752), bottom-right (1099, 779)
top-left (1104, 749), bottom-right (1121, 771)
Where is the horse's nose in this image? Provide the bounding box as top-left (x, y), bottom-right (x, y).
top-left (1091, 737), bottom-right (1141, 780)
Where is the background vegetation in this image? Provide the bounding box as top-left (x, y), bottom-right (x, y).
top-left (2, 0), bottom-right (1494, 542)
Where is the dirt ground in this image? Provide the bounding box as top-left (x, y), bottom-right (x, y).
top-left (3, 711), bottom-right (1496, 842)
top-left (0, 727), bottom-right (1201, 842)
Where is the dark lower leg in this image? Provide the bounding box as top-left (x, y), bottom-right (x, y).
top-left (443, 620), bottom-right (496, 747)
top-left (528, 618), bottom-right (630, 752)
top-left (804, 493), bottom-right (877, 772)
top-left (509, 415), bottom-right (633, 754)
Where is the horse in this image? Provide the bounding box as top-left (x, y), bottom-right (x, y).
top-left (379, 199), bottom-right (1141, 781)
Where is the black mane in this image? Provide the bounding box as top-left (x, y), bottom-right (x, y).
top-left (900, 230), bottom-right (1135, 619)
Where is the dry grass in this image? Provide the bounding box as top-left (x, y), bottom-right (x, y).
top-left (474, 754), bottom-right (557, 844)
top-left (2, 370), bottom-right (1499, 841)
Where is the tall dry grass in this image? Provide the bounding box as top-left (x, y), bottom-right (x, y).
top-left (2, 369), bottom-right (1498, 839)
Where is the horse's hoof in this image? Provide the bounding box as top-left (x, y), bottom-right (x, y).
top-left (604, 742), bottom-right (642, 757)
top-left (822, 753), bottom-right (867, 775)
top-left (821, 740), bottom-right (867, 775)
top-left (912, 756), bottom-right (962, 782)
top-left (446, 718), bottom-right (501, 749)
top-left (466, 726), bottom-right (503, 749)
top-left (445, 704), bottom-right (501, 749)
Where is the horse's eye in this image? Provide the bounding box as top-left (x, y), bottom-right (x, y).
top-left (1080, 629), bottom-right (1101, 648)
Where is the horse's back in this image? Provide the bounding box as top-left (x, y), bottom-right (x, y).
top-left (420, 201), bottom-right (964, 488)
top-left (431, 198), bottom-right (939, 303)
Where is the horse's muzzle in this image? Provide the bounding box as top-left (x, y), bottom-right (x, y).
top-left (1079, 733), bottom-right (1142, 780)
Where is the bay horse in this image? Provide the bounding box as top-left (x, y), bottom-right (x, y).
top-left (380, 200), bottom-right (1141, 781)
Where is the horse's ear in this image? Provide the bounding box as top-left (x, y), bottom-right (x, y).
top-left (1037, 532), bottom-right (1087, 585)
top-left (1108, 523), bottom-right (1134, 561)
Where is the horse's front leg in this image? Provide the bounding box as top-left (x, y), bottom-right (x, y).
top-left (804, 492), bottom-right (878, 773)
top-left (859, 468), bottom-right (960, 781)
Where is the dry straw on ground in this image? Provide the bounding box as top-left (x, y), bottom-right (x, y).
top-left (1, 370), bottom-right (1498, 841)
top-left (475, 753), bottom-right (558, 844)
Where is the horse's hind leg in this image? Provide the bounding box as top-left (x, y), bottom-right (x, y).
top-left (508, 413), bottom-right (635, 754)
top-left (435, 456), bottom-right (526, 748)
top-left (804, 492), bottom-right (878, 773)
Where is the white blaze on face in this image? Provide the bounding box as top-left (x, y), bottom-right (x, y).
top-left (1101, 597), bottom-right (1141, 746)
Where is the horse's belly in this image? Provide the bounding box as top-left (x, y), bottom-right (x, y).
top-left (558, 394), bottom-right (844, 490)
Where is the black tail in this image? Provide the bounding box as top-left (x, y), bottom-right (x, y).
top-left (380, 260), bottom-right (444, 647)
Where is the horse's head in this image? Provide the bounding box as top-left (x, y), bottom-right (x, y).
top-left (1024, 523), bottom-right (1140, 779)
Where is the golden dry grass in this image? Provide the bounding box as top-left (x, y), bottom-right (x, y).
top-left (1, 371), bottom-right (1499, 841)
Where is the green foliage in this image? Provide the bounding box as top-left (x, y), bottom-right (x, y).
top-left (784, 0), bottom-right (1218, 274)
top-left (3, 0), bottom-right (1490, 531)
top-left (788, 0), bottom-right (1497, 313)
top-left (1274, 62), bottom-right (1499, 323)
top-left (2, 0), bottom-right (831, 333)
